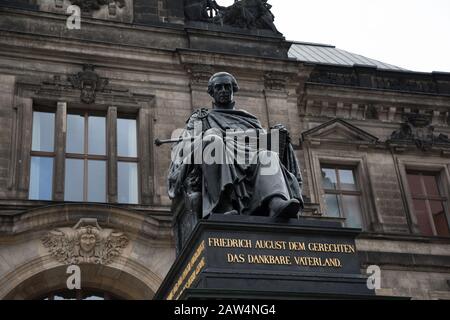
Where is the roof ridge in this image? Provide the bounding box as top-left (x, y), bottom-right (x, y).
top-left (289, 40), bottom-right (336, 48)
top-left (289, 42), bottom-right (407, 71)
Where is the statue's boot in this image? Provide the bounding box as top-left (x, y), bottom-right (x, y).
top-left (224, 210), bottom-right (239, 216)
top-left (269, 197), bottom-right (301, 219)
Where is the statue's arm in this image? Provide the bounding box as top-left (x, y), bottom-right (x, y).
top-left (270, 123), bottom-right (303, 184)
top-left (167, 109), bottom-right (208, 198)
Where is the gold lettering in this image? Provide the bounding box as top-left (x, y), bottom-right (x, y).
top-left (294, 256), bottom-right (342, 268)
top-left (227, 253), bottom-right (246, 263)
top-left (247, 254), bottom-right (291, 265)
top-left (254, 240), bottom-right (287, 250)
top-left (207, 237), bottom-right (252, 249)
top-left (289, 241), bottom-right (306, 251)
top-left (167, 241), bottom-right (205, 300)
top-left (307, 242), bottom-right (356, 254)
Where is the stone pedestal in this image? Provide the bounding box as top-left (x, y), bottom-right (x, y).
top-left (156, 214), bottom-right (378, 300)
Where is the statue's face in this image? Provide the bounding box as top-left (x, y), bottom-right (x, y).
top-left (212, 75), bottom-right (234, 108)
top-left (80, 233), bottom-right (97, 253)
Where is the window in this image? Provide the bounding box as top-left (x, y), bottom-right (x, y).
top-left (29, 111), bottom-right (55, 200)
top-left (41, 289), bottom-right (120, 300)
top-left (29, 105), bottom-right (140, 204)
top-left (321, 166), bottom-right (363, 228)
top-left (117, 118), bottom-right (138, 204)
top-left (65, 113), bottom-right (107, 202)
top-left (406, 171), bottom-right (449, 237)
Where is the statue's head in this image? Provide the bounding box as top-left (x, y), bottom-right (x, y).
top-left (207, 72), bottom-right (239, 109)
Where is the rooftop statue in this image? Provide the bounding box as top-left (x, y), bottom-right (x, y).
top-left (165, 72), bottom-right (303, 220)
top-left (184, 0), bottom-right (280, 33)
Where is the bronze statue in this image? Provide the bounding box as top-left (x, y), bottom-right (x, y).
top-left (184, 0), bottom-right (280, 33)
top-left (165, 72), bottom-right (303, 219)
top-left (220, 0), bottom-right (279, 33)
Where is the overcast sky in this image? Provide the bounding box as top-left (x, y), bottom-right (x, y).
top-left (218, 0), bottom-right (450, 73)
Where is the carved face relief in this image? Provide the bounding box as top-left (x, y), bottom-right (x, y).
top-left (80, 80), bottom-right (97, 104)
top-left (80, 232), bottom-right (97, 253)
top-left (68, 65), bottom-right (108, 105)
top-left (42, 218), bottom-right (128, 265)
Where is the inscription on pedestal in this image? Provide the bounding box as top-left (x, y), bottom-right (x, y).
top-left (156, 217), bottom-right (374, 300)
top-left (208, 237), bottom-right (356, 269)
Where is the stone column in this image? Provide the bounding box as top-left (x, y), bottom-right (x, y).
top-left (53, 102), bottom-right (67, 201)
top-left (0, 75), bottom-right (16, 198)
top-left (107, 106), bottom-right (118, 203)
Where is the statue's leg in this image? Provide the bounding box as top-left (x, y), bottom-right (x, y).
top-left (247, 150), bottom-right (290, 210)
top-left (201, 133), bottom-right (240, 216)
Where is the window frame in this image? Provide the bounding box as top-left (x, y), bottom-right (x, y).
top-left (321, 165), bottom-right (363, 216)
top-left (28, 102), bottom-right (142, 205)
top-left (12, 82), bottom-right (155, 205)
top-left (64, 110), bottom-right (109, 203)
top-left (116, 112), bottom-right (140, 205)
top-left (398, 159), bottom-right (450, 237)
top-left (320, 164), bottom-right (364, 228)
top-left (29, 106), bottom-right (57, 201)
top-left (309, 152), bottom-right (376, 230)
top-left (406, 171), bottom-right (448, 236)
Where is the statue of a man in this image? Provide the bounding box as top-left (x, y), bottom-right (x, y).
top-left (168, 72), bottom-right (303, 219)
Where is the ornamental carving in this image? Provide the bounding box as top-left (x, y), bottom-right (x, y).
top-left (264, 72), bottom-right (289, 91)
top-left (389, 113), bottom-right (450, 151)
top-left (69, 0), bottom-right (125, 13)
top-left (68, 64), bottom-right (108, 104)
top-left (42, 218), bottom-right (129, 265)
top-left (184, 0), bottom-right (280, 33)
top-left (186, 64), bottom-right (215, 85)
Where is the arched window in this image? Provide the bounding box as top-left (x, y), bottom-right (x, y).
top-left (39, 289), bottom-right (122, 300)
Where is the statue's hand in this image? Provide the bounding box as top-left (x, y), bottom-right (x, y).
top-left (184, 166), bottom-right (202, 194)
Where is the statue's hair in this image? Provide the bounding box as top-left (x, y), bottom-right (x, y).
top-left (207, 72), bottom-right (239, 96)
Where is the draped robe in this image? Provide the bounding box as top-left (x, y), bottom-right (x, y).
top-left (168, 107), bottom-right (303, 217)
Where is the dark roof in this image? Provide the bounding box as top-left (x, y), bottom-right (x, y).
top-left (289, 41), bottom-right (407, 71)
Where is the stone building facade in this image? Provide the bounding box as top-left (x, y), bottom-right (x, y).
top-left (0, 0), bottom-right (449, 299)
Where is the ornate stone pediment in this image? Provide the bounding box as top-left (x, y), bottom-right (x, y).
top-left (302, 118), bottom-right (379, 146)
top-left (388, 113), bottom-right (450, 151)
top-left (42, 218), bottom-right (129, 265)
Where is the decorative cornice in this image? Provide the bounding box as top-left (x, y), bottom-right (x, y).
top-left (308, 66), bottom-right (450, 96)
